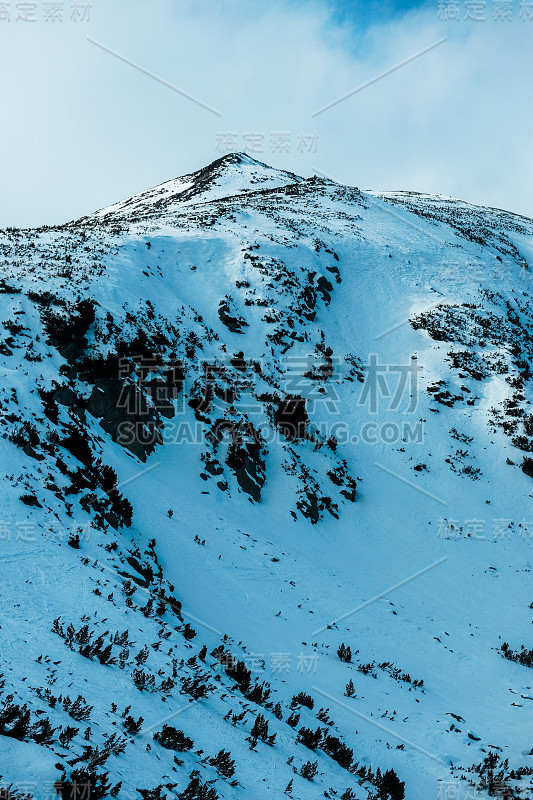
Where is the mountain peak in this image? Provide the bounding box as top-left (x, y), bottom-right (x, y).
top-left (90, 152), bottom-right (303, 223)
top-left (207, 151), bottom-right (266, 168)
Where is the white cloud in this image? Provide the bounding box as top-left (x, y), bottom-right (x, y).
top-left (0, 0), bottom-right (530, 226)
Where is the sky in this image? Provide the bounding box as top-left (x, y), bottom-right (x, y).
top-left (0, 0), bottom-right (532, 227)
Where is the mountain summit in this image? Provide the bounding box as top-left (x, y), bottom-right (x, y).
top-left (91, 153), bottom-right (303, 222)
top-left (0, 157), bottom-right (532, 799)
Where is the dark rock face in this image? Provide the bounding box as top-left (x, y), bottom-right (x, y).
top-left (522, 457), bottom-right (533, 478)
top-left (218, 300), bottom-right (248, 334)
top-left (75, 354), bottom-right (182, 462)
top-left (297, 491), bottom-right (320, 524)
top-left (52, 386), bottom-right (80, 409)
top-left (340, 480), bottom-right (357, 502)
top-left (204, 456), bottom-right (224, 477)
top-left (18, 441), bottom-right (45, 461)
top-left (145, 377), bottom-right (177, 419)
top-left (125, 556), bottom-right (154, 586)
top-left (20, 493), bottom-right (42, 508)
top-left (301, 285), bottom-right (317, 321)
top-left (316, 275), bottom-right (333, 304)
top-left (86, 375), bottom-right (174, 463)
top-left (225, 424), bottom-right (266, 502)
top-left (233, 442), bottom-right (266, 502)
top-left (297, 491), bottom-right (339, 523)
top-left (274, 395), bottom-right (308, 441)
top-left (42, 298), bottom-right (96, 363)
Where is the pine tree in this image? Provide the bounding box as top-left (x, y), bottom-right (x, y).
top-left (300, 761), bottom-right (318, 781)
top-left (337, 643), bottom-right (352, 663)
top-left (250, 713), bottom-right (269, 742)
top-left (154, 725), bottom-right (194, 752)
top-left (55, 768), bottom-right (111, 800)
top-left (296, 726), bottom-right (322, 750)
top-left (379, 768), bottom-right (405, 800)
top-left (123, 715), bottom-right (143, 735)
top-left (31, 717), bottom-right (55, 744)
top-left (209, 749), bottom-right (235, 778)
top-left (58, 725), bottom-right (79, 746)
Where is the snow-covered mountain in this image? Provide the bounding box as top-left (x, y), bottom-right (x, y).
top-left (1, 152), bottom-right (532, 800)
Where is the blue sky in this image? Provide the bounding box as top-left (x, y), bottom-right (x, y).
top-left (325, 0), bottom-right (431, 25)
top-left (0, 0), bottom-right (531, 226)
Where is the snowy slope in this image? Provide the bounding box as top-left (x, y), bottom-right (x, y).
top-left (0, 154), bottom-right (532, 800)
